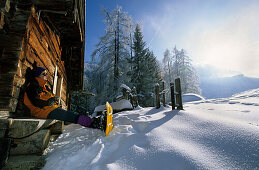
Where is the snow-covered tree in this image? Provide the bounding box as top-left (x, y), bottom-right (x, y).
top-left (91, 6), bottom-right (133, 104)
top-left (162, 48), bottom-right (173, 84)
top-left (162, 49), bottom-right (173, 103)
top-left (162, 46), bottom-right (201, 104)
top-left (171, 47), bottom-right (201, 94)
top-left (129, 24), bottom-right (162, 106)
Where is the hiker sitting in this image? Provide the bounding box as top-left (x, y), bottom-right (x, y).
top-left (23, 66), bottom-right (105, 130)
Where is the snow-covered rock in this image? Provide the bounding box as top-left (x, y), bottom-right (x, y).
top-left (120, 84), bottom-right (131, 92)
top-left (182, 93), bottom-right (205, 103)
top-left (94, 99), bottom-right (133, 113)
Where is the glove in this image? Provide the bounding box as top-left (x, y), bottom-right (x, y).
top-left (47, 97), bottom-right (60, 106)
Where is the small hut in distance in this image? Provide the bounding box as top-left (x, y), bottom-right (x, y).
top-left (0, 0), bottom-right (85, 169)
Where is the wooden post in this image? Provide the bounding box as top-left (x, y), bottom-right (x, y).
top-left (122, 89), bottom-right (129, 100)
top-left (175, 78), bottom-right (183, 110)
top-left (56, 77), bottom-right (63, 105)
top-left (162, 81), bottom-right (166, 107)
top-left (155, 83), bottom-right (160, 109)
top-left (170, 83), bottom-right (175, 110)
top-left (0, 138), bottom-right (11, 168)
top-left (133, 87), bottom-right (138, 107)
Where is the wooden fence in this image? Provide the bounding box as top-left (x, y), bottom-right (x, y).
top-left (155, 78), bottom-right (183, 110)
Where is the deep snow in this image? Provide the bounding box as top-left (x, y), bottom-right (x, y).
top-left (43, 89), bottom-right (259, 170)
top-left (182, 93), bottom-right (205, 103)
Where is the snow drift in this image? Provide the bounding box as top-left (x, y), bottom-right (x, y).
top-left (182, 93), bottom-right (205, 103)
top-left (43, 89), bottom-right (259, 170)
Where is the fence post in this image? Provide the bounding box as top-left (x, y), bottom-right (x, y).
top-left (170, 83), bottom-right (175, 110)
top-left (162, 81), bottom-right (166, 107)
top-left (175, 78), bottom-right (183, 110)
top-left (122, 88), bottom-right (129, 100)
top-left (133, 87), bottom-right (138, 107)
top-left (155, 83), bottom-right (160, 109)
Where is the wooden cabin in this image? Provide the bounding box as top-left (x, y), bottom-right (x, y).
top-left (0, 0), bottom-right (85, 169)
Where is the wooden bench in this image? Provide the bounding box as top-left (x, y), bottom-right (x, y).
top-left (0, 117), bottom-right (63, 169)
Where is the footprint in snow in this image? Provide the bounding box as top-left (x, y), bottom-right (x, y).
top-left (127, 113), bottom-right (141, 120)
top-left (228, 101), bottom-right (240, 104)
top-left (248, 122), bottom-right (259, 127)
top-left (117, 116), bottom-right (132, 125)
top-left (241, 110), bottom-right (250, 113)
top-left (131, 121), bottom-right (150, 133)
top-left (241, 102), bottom-right (254, 106)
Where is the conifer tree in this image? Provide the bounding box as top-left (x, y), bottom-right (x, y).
top-left (129, 24), bottom-right (162, 106)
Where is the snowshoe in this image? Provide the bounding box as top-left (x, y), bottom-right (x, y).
top-left (90, 114), bottom-right (106, 131)
top-left (90, 102), bottom-right (113, 136)
top-left (105, 102), bottom-right (114, 136)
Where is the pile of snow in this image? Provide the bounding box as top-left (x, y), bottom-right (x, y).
top-left (120, 84), bottom-right (131, 92)
top-left (43, 89), bottom-right (259, 170)
top-left (94, 99), bottom-right (133, 113)
top-left (182, 93), bottom-right (205, 103)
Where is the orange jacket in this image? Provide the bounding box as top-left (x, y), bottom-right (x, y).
top-left (24, 77), bottom-right (59, 118)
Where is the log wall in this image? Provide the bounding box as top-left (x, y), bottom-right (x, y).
top-left (0, 6), bottom-right (69, 116)
top-left (0, 0), bottom-right (31, 115)
top-left (19, 9), bottom-right (68, 110)
top-left (0, 0), bottom-right (85, 117)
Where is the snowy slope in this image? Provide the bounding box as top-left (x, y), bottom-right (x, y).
top-left (43, 89), bottom-right (259, 170)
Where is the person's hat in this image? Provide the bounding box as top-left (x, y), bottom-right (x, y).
top-left (34, 67), bottom-right (46, 77)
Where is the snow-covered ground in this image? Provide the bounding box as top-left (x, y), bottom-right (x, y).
top-left (43, 89), bottom-right (259, 170)
top-left (182, 93), bottom-right (205, 103)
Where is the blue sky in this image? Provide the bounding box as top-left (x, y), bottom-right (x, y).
top-left (85, 0), bottom-right (259, 78)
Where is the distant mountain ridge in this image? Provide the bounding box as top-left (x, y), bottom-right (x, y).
top-left (200, 74), bottom-right (259, 99)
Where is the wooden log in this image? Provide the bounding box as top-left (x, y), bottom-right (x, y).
top-left (50, 121), bottom-right (63, 134)
top-left (162, 81), bottom-right (166, 107)
top-left (7, 118), bottom-right (58, 138)
top-left (175, 78), bottom-right (183, 110)
top-left (170, 83), bottom-right (175, 110)
top-left (0, 121), bottom-right (8, 138)
top-left (3, 155), bottom-right (46, 170)
top-left (0, 81), bottom-right (12, 92)
top-left (31, 0), bottom-right (71, 13)
top-left (6, 9), bottom-right (30, 35)
top-left (28, 28), bottom-right (56, 71)
top-left (155, 83), bottom-right (160, 109)
top-left (0, 96), bottom-right (12, 111)
top-left (0, 0), bottom-right (7, 9)
top-left (30, 13), bottom-right (64, 67)
top-left (10, 129), bottom-right (50, 155)
top-left (38, 18), bottom-right (62, 59)
top-left (0, 11), bottom-right (4, 29)
top-left (0, 138), bottom-right (11, 169)
top-left (26, 15), bottom-right (67, 83)
top-left (0, 34), bottom-right (24, 50)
